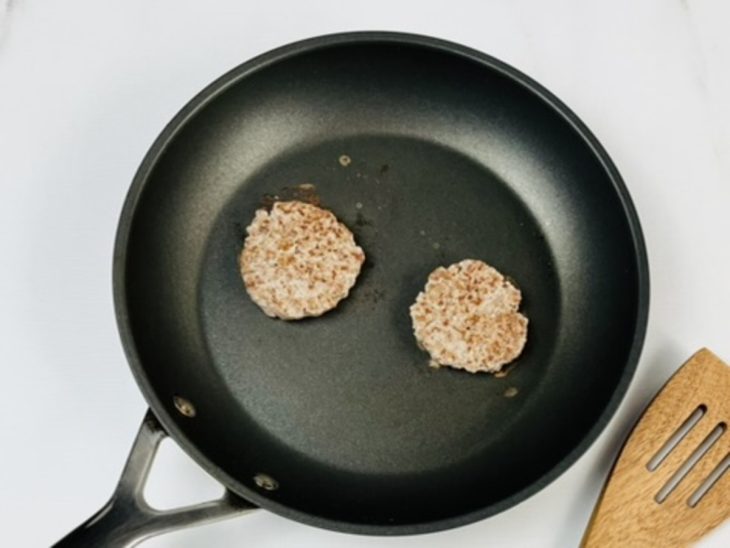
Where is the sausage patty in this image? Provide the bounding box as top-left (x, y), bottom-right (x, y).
top-left (409, 259), bottom-right (528, 373)
top-left (240, 201), bottom-right (365, 320)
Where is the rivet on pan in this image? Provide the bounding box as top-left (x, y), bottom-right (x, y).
top-left (173, 395), bottom-right (196, 418)
top-left (254, 473), bottom-right (279, 491)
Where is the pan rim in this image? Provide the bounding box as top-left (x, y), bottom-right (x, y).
top-left (112, 30), bottom-right (650, 535)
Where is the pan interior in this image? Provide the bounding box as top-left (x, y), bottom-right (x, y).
top-left (121, 39), bottom-right (644, 531)
top-left (202, 134), bottom-right (560, 475)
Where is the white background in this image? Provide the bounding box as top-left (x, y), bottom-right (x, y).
top-left (1, 1), bottom-right (729, 546)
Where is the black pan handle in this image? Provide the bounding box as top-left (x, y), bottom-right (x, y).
top-left (53, 410), bottom-right (257, 547)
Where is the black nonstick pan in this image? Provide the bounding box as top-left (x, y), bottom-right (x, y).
top-left (56, 32), bottom-right (649, 546)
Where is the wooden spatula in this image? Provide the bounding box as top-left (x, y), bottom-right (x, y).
top-left (583, 348), bottom-right (730, 547)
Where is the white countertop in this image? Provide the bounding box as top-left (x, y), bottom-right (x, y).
top-left (1, 1), bottom-right (729, 546)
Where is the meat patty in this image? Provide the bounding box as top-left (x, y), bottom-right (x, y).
top-left (409, 259), bottom-right (528, 373)
top-left (240, 201), bottom-right (365, 320)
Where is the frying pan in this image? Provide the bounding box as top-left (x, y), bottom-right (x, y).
top-left (56, 32), bottom-right (649, 546)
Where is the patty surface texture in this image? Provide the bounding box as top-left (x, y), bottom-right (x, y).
top-left (410, 259), bottom-right (528, 373)
top-left (240, 200), bottom-right (365, 320)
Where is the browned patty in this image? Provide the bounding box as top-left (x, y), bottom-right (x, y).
top-left (240, 201), bottom-right (365, 320)
top-left (409, 259), bottom-right (528, 373)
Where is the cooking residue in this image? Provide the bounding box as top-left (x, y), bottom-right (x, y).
top-left (261, 183), bottom-right (321, 209)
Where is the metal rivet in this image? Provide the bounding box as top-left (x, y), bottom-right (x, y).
top-left (173, 395), bottom-right (196, 417)
top-left (253, 473), bottom-right (279, 491)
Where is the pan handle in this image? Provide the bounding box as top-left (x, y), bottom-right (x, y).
top-left (53, 410), bottom-right (257, 547)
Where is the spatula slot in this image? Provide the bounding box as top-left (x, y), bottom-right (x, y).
top-left (688, 452), bottom-right (730, 508)
top-left (655, 423), bottom-right (726, 504)
top-left (647, 405), bottom-right (707, 472)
